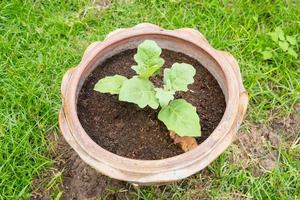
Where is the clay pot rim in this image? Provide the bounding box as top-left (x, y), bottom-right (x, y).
top-left (61, 24), bottom-right (241, 174)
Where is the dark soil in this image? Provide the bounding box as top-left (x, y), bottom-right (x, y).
top-left (77, 49), bottom-right (226, 160)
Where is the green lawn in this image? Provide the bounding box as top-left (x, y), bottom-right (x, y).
top-left (0, 0), bottom-right (299, 199)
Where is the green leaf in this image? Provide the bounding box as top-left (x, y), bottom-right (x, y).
top-left (261, 50), bottom-right (273, 60)
top-left (132, 64), bottom-right (161, 79)
top-left (268, 32), bottom-right (278, 43)
top-left (286, 36), bottom-right (297, 45)
top-left (132, 40), bottom-right (165, 79)
top-left (164, 63), bottom-right (196, 92)
top-left (119, 76), bottom-right (159, 109)
top-left (158, 99), bottom-right (201, 137)
top-left (287, 47), bottom-right (298, 58)
top-left (155, 88), bottom-right (175, 107)
top-left (94, 75), bottom-right (128, 94)
top-left (278, 41), bottom-right (289, 51)
top-left (275, 27), bottom-right (285, 41)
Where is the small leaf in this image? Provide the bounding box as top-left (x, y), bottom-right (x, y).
top-left (164, 63), bottom-right (196, 92)
top-left (261, 50), bottom-right (273, 60)
top-left (94, 75), bottom-right (128, 94)
top-left (278, 41), bottom-right (289, 51)
top-left (275, 27), bottom-right (285, 41)
top-left (286, 36), bottom-right (297, 45)
top-left (287, 47), bottom-right (298, 58)
top-left (158, 99), bottom-right (201, 137)
top-left (268, 32), bottom-right (278, 43)
top-left (132, 40), bottom-right (165, 79)
top-left (119, 77), bottom-right (159, 109)
top-left (132, 65), bottom-right (160, 79)
top-left (155, 88), bottom-right (175, 107)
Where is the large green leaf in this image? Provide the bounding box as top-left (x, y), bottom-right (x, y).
top-left (119, 76), bottom-right (159, 109)
top-left (158, 99), bottom-right (201, 137)
top-left (132, 40), bottom-right (164, 79)
top-left (155, 88), bottom-right (174, 107)
top-left (164, 63), bottom-right (196, 92)
top-left (94, 75), bottom-right (128, 94)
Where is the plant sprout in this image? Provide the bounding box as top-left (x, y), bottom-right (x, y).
top-left (94, 40), bottom-right (201, 137)
top-left (262, 27), bottom-right (298, 60)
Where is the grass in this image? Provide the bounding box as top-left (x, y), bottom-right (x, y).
top-left (0, 0), bottom-right (299, 199)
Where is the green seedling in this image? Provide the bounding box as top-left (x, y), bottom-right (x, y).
top-left (94, 40), bottom-right (201, 137)
top-left (261, 27), bottom-right (298, 60)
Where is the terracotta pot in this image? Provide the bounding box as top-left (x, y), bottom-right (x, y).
top-left (59, 23), bottom-right (248, 185)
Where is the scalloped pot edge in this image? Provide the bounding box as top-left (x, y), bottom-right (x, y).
top-left (59, 23), bottom-right (248, 185)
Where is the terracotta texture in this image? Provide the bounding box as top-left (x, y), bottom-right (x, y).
top-left (59, 23), bottom-right (248, 185)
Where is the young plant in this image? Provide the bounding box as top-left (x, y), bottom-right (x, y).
top-left (94, 40), bottom-right (201, 138)
top-left (261, 27), bottom-right (298, 60)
